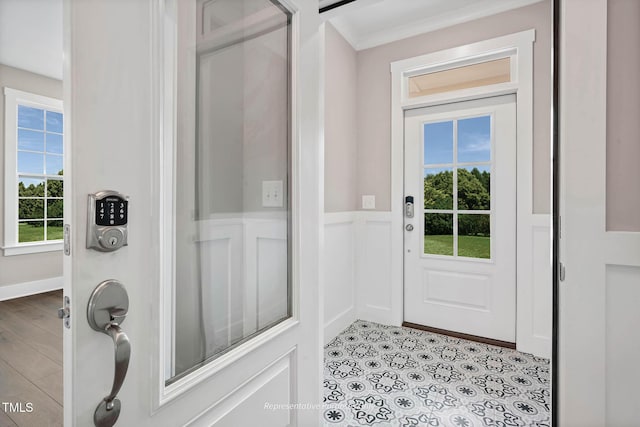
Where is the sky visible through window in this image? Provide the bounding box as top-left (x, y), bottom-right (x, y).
top-left (17, 105), bottom-right (63, 175)
top-left (424, 116), bottom-right (490, 167)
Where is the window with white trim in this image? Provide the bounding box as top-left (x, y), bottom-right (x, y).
top-left (3, 88), bottom-right (64, 256)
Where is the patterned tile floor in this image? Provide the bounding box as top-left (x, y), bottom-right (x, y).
top-left (323, 320), bottom-right (550, 427)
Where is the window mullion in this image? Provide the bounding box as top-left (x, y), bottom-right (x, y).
top-left (453, 119), bottom-right (458, 257)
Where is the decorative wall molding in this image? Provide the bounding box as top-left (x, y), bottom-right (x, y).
top-left (517, 214), bottom-right (552, 358)
top-left (323, 210), bottom-right (552, 358)
top-left (0, 276), bottom-right (63, 301)
top-left (324, 212), bottom-right (357, 343)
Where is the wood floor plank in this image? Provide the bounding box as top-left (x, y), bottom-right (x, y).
top-left (21, 294), bottom-right (61, 314)
top-left (0, 358), bottom-right (62, 427)
top-left (0, 302), bottom-right (62, 338)
top-left (0, 309), bottom-right (62, 365)
top-left (0, 328), bottom-right (61, 384)
top-left (0, 410), bottom-right (18, 427)
top-left (30, 371), bottom-right (63, 406)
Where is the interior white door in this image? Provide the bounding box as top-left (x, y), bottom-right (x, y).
top-left (404, 95), bottom-right (517, 342)
top-left (62, 0), bottom-right (323, 426)
top-left (559, 1), bottom-right (640, 426)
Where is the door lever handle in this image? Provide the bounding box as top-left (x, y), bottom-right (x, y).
top-left (87, 280), bottom-right (130, 427)
top-left (103, 322), bottom-right (130, 411)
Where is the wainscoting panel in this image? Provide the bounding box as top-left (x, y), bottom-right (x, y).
top-left (605, 264), bottom-right (640, 426)
top-left (198, 219), bottom-right (244, 355)
top-left (323, 211), bottom-right (394, 343)
top-left (324, 211), bottom-right (552, 358)
top-left (356, 214), bottom-right (393, 325)
top-left (324, 213), bottom-right (357, 344)
top-left (517, 214), bottom-right (552, 358)
top-left (197, 214), bottom-right (288, 352)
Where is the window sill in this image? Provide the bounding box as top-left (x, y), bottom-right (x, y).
top-left (2, 242), bottom-right (63, 256)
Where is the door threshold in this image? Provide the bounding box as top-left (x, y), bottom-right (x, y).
top-left (402, 321), bottom-right (516, 350)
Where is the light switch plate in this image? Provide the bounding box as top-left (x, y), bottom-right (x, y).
top-left (262, 180), bottom-right (283, 207)
top-left (362, 195), bottom-right (376, 210)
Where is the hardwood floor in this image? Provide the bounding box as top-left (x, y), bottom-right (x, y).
top-left (0, 291), bottom-right (63, 427)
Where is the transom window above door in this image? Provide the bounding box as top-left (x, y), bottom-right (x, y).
top-left (422, 115), bottom-right (492, 259)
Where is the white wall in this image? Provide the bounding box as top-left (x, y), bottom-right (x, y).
top-left (323, 213), bottom-right (356, 342)
top-left (355, 0), bottom-right (551, 213)
top-left (322, 5), bottom-right (553, 356)
top-left (324, 23), bottom-right (358, 213)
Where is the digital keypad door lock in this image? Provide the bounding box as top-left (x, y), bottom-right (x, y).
top-left (87, 191), bottom-right (129, 252)
top-left (405, 196), bottom-right (414, 218)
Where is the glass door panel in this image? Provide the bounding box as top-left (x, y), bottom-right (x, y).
top-left (170, 0), bottom-right (292, 382)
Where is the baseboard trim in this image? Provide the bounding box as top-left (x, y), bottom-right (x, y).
top-left (0, 276), bottom-right (63, 301)
top-left (324, 306), bottom-right (356, 345)
top-left (402, 321), bottom-right (517, 350)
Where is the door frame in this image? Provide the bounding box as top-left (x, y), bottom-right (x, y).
top-left (390, 30), bottom-right (551, 356)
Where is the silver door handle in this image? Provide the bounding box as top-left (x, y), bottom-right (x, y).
top-left (87, 280), bottom-right (130, 427)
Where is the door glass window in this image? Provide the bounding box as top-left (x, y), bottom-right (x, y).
top-left (169, 0), bottom-right (292, 383)
top-left (423, 116), bottom-right (492, 259)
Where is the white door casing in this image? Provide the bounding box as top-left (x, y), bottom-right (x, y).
top-left (389, 30), bottom-right (552, 358)
top-left (404, 95), bottom-right (517, 342)
top-left (63, 0), bottom-right (323, 426)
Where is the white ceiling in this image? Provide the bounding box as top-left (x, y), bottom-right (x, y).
top-left (0, 0), bottom-right (542, 79)
top-left (0, 0), bottom-right (63, 80)
top-left (323, 0), bottom-right (544, 51)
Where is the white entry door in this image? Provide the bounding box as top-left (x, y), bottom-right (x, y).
top-left (404, 95), bottom-right (517, 343)
top-left (62, 0), bottom-right (322, 426)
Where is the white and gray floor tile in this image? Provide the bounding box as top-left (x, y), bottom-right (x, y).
top-left (323, 320), bottom-right (550, 426)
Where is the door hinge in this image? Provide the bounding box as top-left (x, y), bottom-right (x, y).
top-left (58, 296), bottom-right (71, 329)
top-left (559, 262), bottom-right (566, 282)
top-left (63, 224), bottom-right (71, 256)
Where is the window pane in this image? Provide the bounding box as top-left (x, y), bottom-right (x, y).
top-left (424, 213), bottom-right (453, 255)
top-left (457, 166), bottom-right (490, 210)
top-left (18, 129), bottom-right (45, 151)
top-left (19, 221), bottom-right (45, 242)
top-left (46, 133), bottom-right (63, 154)
top-left (458, 115), bottom-right (491, 163)
top-left (19, 177), bottom-right (45, 197)
top-left (424, 168), bottom-right (453, 209)
top-left (408, 58), bottom-right (511, 98)
top-left (47, 220), bottom-right (64, 240)
top-left (424, 121), bottom-right (453, 164)
top-left (46, 111), bottom-right (63, 133)
top-left (19, 199), bottom-right (44, 219)
top-left (18, 151), bottom-right (44, 174)
top-left (46, 154), bottom-right (63, 175)
top-left (47, 199), bottom-right (64, 219)
top-left (47, 179), bottom-right (63, 197)
top-left (458, 214), bottom-right (490, 259)
top-left (18, 105), bottom-right (44, 130)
